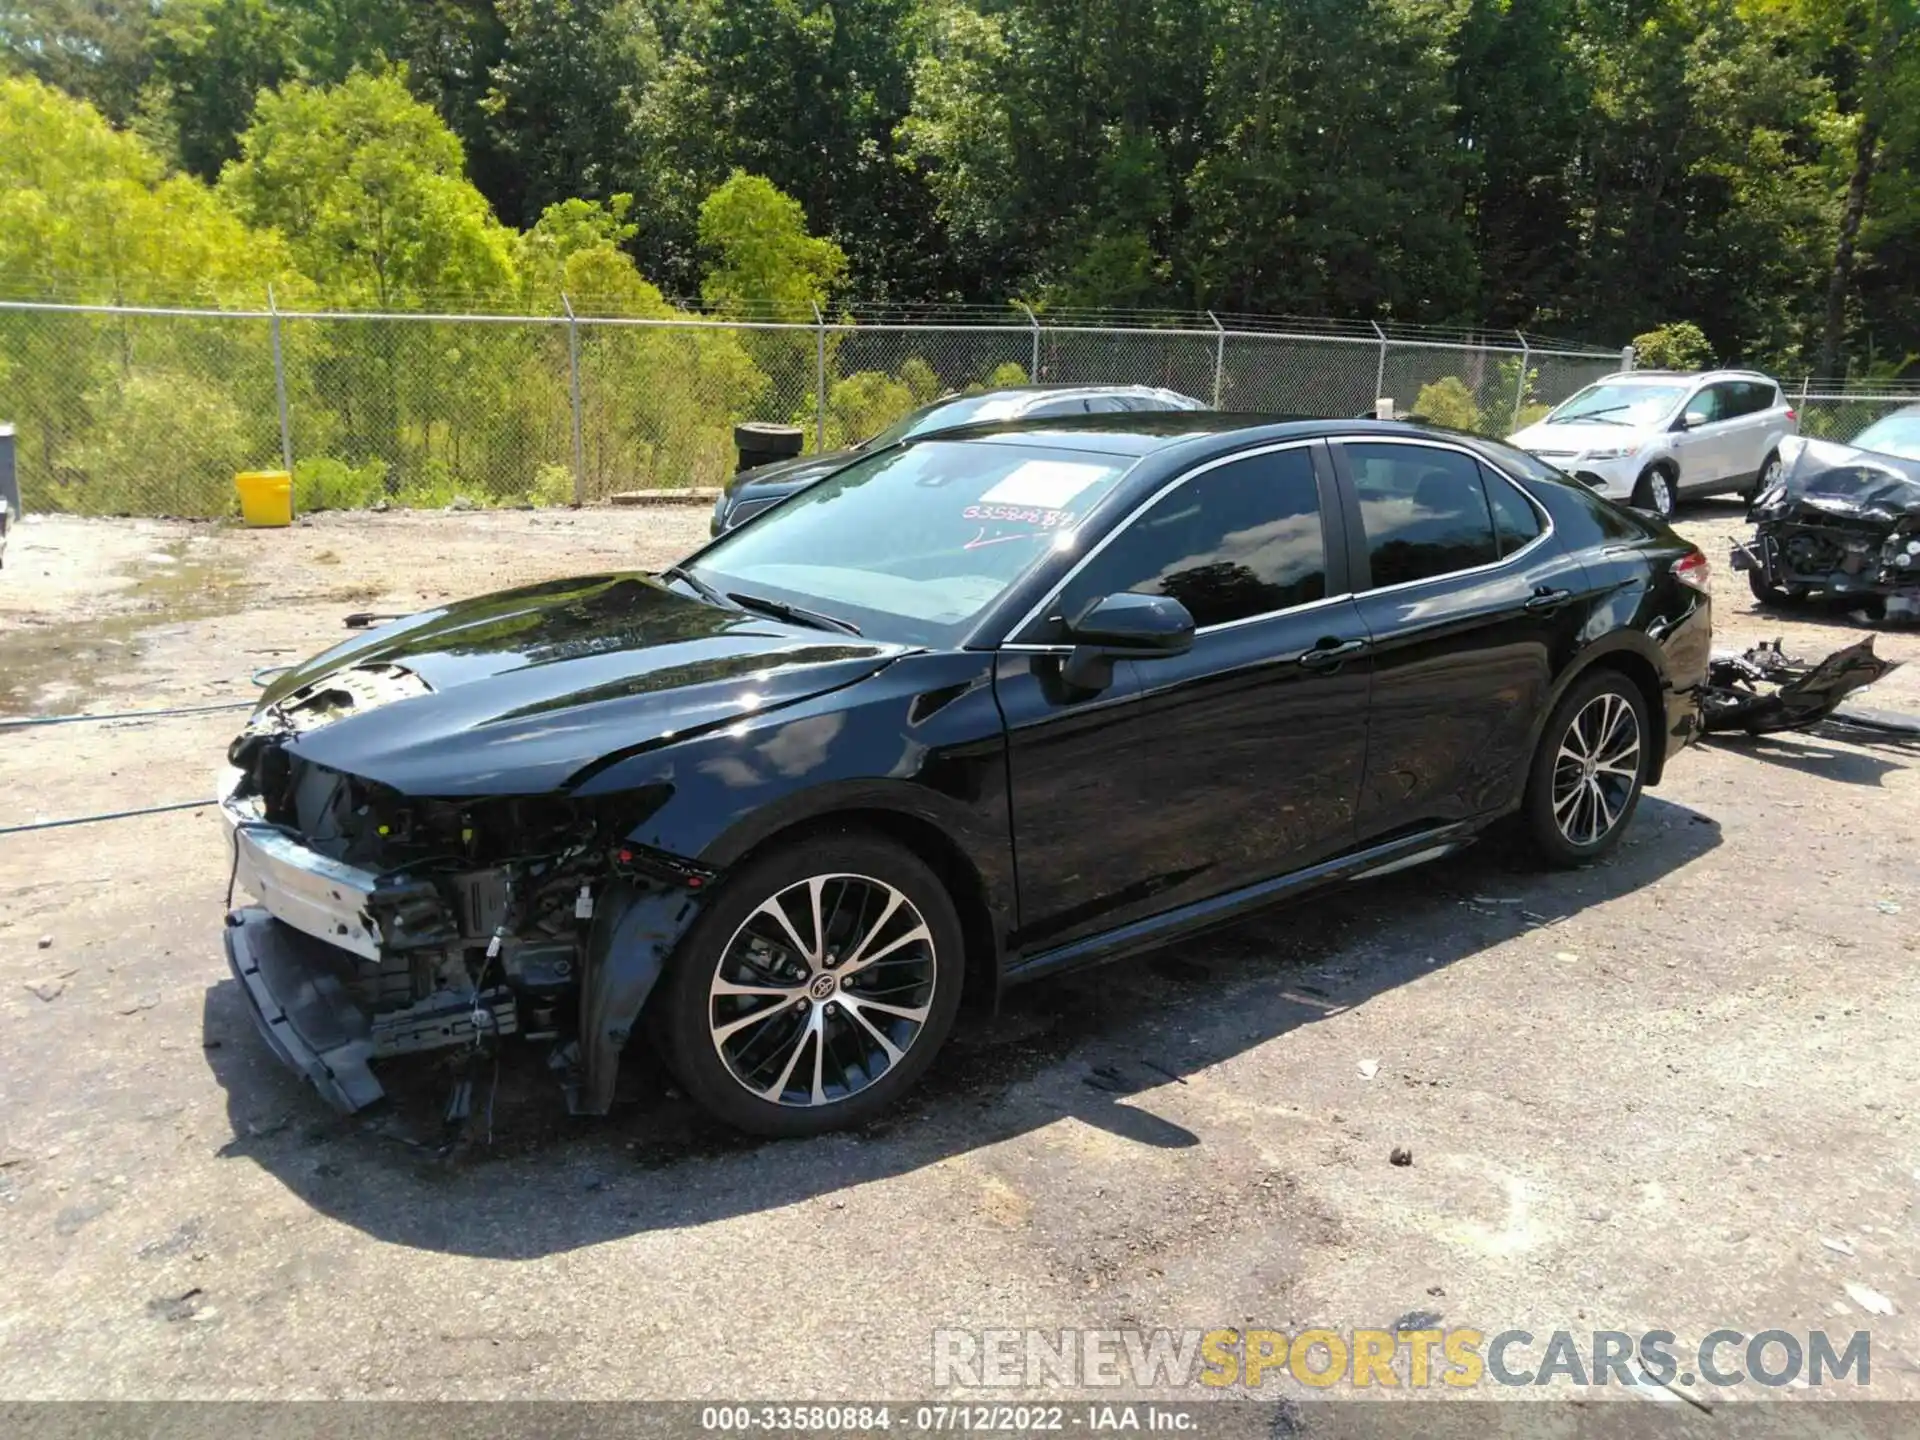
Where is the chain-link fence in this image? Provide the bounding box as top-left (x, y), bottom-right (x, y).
top-left (1783, 378), bottom-right (1920, 444)
top-left (0, 300), bottom-right (1624, 518)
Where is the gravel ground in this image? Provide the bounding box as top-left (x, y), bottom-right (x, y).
top-left (0, 500), bottom-right (1917, 1406)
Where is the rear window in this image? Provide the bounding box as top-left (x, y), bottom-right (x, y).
top-left (1346, 443), bottom-right (1501, 587)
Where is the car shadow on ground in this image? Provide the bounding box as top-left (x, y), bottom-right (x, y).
top-left (200, 795), bottom-right (1722, 1258)
top-left (1701, 731), bottom-right (1913, 787)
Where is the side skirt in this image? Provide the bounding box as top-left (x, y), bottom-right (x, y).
top-left (1004, 822), bottom-right (1480, 987)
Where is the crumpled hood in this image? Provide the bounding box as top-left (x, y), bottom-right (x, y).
top-left (1509, 421), bottom-right (1647, 456)
top-left (255, 573), bottom-right (910, 796)
top-left (1766, 435), bottom-right (1920, 524)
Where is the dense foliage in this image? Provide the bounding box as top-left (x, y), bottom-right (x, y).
top-left (7, 0), bottom-right (1918, 371)
top-left (3, 0), bottom-right (1917, 515)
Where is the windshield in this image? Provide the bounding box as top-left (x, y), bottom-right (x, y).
top-left (1851, 413), bottom-right (1920, 462)
top-left (689, 439), bottom-right (1135, 645)
top-left (1546, 382), bottom-right (1687, 427)
top-left (865, 393), bottom-right (1041, 449)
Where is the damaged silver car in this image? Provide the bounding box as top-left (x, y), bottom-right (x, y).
top-left (1732, 406), bottom-right (1920, 616)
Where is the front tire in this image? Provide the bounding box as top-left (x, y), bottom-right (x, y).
top-left (1522, 671), bottom-right (1651, 868)
top-left (1632, 465), bottom-right (1676, 519)
top-left (657, 832), bottom-right (965, 1137)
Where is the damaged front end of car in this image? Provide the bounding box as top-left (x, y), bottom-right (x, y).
top-left (214, 569), bottom-right (919, 1119)
top-left (1731, 437), bottom-right (1920, 615)
top-left (219, 663), bottom-right (709, 1119)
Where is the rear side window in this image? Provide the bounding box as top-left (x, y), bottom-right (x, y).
top-left (1483, 467), bottom-right (1543, 556)
top-left (1345, 443), bottom-right (1501, 587)
top-left (1738, 381), bottom-right (1780, 416)
top-left (1045, 448), bottom-right (1327, 632)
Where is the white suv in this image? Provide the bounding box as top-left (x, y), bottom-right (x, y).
top-left (1507, 370), bottom-right (1797, 518)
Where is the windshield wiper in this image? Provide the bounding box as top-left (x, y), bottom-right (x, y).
top-left (727, 591), bottom-right (862, 636)
top-left (661, 565), bottom-right (730, 608)
top-left (1551, 404), bottom-right (1630, 425)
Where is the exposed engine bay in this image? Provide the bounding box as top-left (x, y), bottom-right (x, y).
top-left (220, 662), bottom-right (706, 1117)
top-left (1700, 637), bottom-right (1896, 736)
top-left (1732, 437), bottom-right (1920, 615)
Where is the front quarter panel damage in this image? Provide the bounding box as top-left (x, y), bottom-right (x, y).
top-left (572, 884), bottom-right (703, 1116)
top-left (572, 649), bottom-right (1015, 917)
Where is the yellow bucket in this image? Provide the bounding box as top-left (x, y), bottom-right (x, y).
top-left (235, 470), bottom-right (293, 527)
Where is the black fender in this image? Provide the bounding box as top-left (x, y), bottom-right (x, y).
top-left (572, 649), bottom-right (1016, 928)
top-left (1526, 628), bottom-right (1680, 788)
top-left (570, 883), bottom-right (702, 1116)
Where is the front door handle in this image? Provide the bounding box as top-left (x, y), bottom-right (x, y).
top-left (1524, 587), bottom-right (1573, 614)
top-left (1299, 638), bottom-right (1366, 672)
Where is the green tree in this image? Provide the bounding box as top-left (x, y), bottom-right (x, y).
top-left (219, 69), bottom-right (517, 305)
top-left (635, 0), bottom-right (934, 296)
top-left (1184, 0), bottom-right (1476, 318)
top-left (145, 0), bottom-right (292, 179)
top-left (479, 0), bottom-right (658, 227)
top-left (0, 0), bottom-right (154, 123)
top-left (697, 170), bottom-right (847, 318)
top-left (0, 77), bottom-right (293, 513)
top-left (1633, 321), bottom-right (1716, 369)
top-left (0, 74), bottom-right (292, 303)
top-left (1745, 0), bottom-right (1920, 373)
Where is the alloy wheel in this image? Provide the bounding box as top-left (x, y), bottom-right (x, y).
top-left (707, 873), bottom-right (938, 1108)
top-left (1551, 692), bottom-right (1643, 847)
top-left (1648, 471), bottom-right (1674, 516)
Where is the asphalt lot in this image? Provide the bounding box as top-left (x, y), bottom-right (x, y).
top-left (1, 500), bottom-right (1917, 1404)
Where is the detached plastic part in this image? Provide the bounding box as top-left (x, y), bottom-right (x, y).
top-left (569, 883), bottom-right (703, 1116)
top-left (224, 906), bottom-right (383, 1112)
top-left (1701, 638), bottom-right (1897, 736)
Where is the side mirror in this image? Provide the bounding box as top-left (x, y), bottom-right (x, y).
top-left (1067, 591), bottom-right (1195, 652)
top-left (1058, 592), bottom-right (1195, 690)
top-left (1676, 411), bottom-right (1709, 432)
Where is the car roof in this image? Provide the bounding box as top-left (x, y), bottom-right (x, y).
top-left (957, 383), bottom-right (1208, 411)
top-left (916, 411), bottom-right (1464, 459)
top-left (1591, 369), bottom-right (1780, 385)
top-left (957, 383), bottom-right (1196, 399)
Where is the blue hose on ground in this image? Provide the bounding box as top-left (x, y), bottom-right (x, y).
top-left (0, 799), bottom-right (218, 836)
top-left (0, 700), bottom-right (255, 730)
top-left (0, 668), bottom-right (285, 728)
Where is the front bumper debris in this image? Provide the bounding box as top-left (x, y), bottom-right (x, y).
top-left (224, 906), bottom-right (384, 1112)
top-left (222, 779), bottom-right (386, 962)
top-left (1701, 638), bottom-right (1896, 735)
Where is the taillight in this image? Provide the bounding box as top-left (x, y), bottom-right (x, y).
top-left (1786, 408), bottom-right (1798, 424)
top-left (1674, 549), bottom-right (1711, 593)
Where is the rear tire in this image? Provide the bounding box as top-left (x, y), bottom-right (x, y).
top-left (657, 831), bottom-right (965, 1137)
top-left (1521, 670), bottom-right (1651, 868)
top-left (1745, 450), bottom-right (1783, 503)
top-left (1632, 465), bottom-right (1676, 518)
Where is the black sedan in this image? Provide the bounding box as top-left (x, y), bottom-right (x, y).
top-left (220, 415), bottom-right (1711, 1135)
top-left (711, 384), bottom-right (1207, 533)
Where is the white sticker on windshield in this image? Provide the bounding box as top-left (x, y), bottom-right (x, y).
top-left (978, 460), bottom-right (1111, 509)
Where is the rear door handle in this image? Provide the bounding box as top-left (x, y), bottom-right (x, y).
top-left (1298, 638), bottom-right (1366, 671)
top-left (1524, 587), bottom-right (1573, 614)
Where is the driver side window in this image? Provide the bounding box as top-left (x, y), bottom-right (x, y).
top-left (1687, 386), bottom-right (1727, 424)
top-left (1033, 448), bottom-right (1328, 638)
